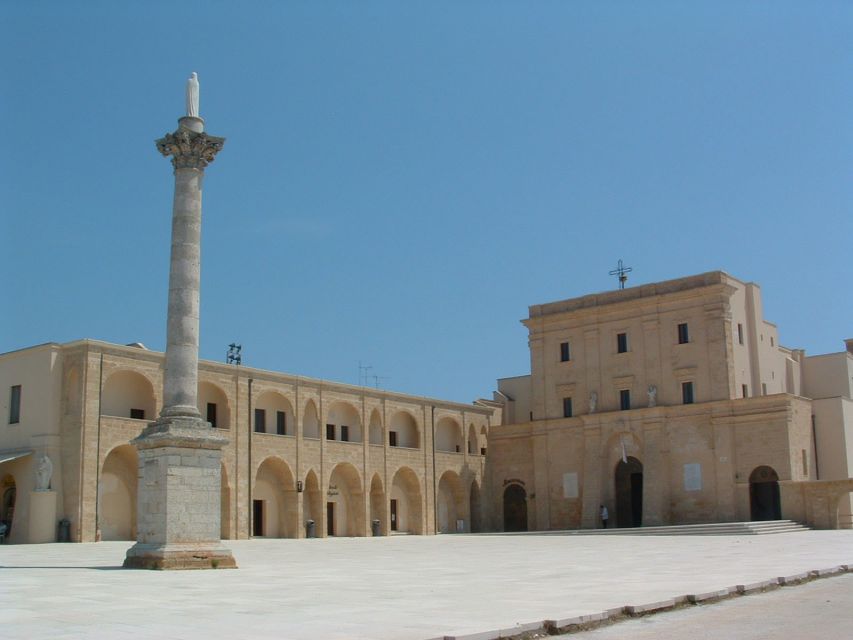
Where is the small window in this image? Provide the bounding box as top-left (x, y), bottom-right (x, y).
top-left (770, 336), bottom-right (775, 347)
top-left (455, 444), bottom-right (460, 453)
top-left (737, 323), bottom-right (744, 345)
top-left (276, 410), bottom-right (286, 435)
top-left (207, 402), bottom-right (217, 428)
top-left (9, 385), bottom-right (21, 424)
top-left (130, 408), bottom-right (145, 420)
top-left (254, 408), bottom-right (266, 433)
top-left (617, 332), bottom-right (628, 354)
top-left (562, 397), bottom-right (573, 418)
top-left (389, 431), bottom-right (398, 447)
top-left (340, 425), bottom-right (349, 442)
top-left (326, 423), bottom-right (336, 440)
top-left (742, 384), bottom-right (749, 398)
top-left (560, 342), bottom-right (571, 362)
top-left (677, 323), bottom-right (689, 344)
top-left (480, 447), bottom-right (487, 456)
top-left (682, 381), bottom-right (694, 405)
top-left (619, 389), bottom-right (631, 410)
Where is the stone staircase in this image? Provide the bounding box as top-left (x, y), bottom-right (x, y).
top-left (557, 519), bottom-right (810, 536)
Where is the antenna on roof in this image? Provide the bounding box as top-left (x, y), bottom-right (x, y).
top-left (609, 259), bottom-right (633, 290)
top-left (358, 361), bottom-right (373, 386)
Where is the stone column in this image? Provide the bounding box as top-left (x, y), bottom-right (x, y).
top-left (124, 111), bottom-right (236, 570)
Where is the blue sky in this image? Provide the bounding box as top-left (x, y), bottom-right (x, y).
top-left (2, 2), bottom-right (851, 403)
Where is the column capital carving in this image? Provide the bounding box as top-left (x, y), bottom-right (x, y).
top-left (156, 128), bottom-right (225, 170)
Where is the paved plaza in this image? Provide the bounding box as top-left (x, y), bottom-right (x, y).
top-left (2, 531), bottom-right (852, 639)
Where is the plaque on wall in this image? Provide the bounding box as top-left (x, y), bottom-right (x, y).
top-left (684, 463), bottom-right (702, 492)
top-left (562, 472), bottom-right (579, 498)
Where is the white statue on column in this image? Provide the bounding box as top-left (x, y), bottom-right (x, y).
top-left (186, 72), bottom-right (200, 118)
top-left (35, 454), bottom-right (53, 492)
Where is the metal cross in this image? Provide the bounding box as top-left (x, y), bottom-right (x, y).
top-left (609, 259), bottom-right (633, 290)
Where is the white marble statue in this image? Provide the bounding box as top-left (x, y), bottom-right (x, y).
top-left (589, 391), bottom-right (598, 413)
top-left (186, 72), bottom-right (199, 118)
top-left (647, 384), bottom-right (657, 408)
top-left (35, 454), bottom-right (53, 492)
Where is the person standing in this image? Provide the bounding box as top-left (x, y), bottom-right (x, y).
top-left (600, 504), bottom-right (609, 529)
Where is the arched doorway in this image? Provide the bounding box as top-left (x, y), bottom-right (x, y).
top-left (503, 484), bottom-right (527, 532)
top-left (470, 481), bottom-right (482, 533)
top-left (437, 471), bottom-right (466, 533)
top-left (302, 469), bottom-right (322, 535)
top-left (326, 463), bottom-right (365, 536)
top-left (1, 474), bottom-right (16, 539)
top-left (253, 457), bottom-right (298, 538)
top-left (369, 474), bottom-right (386, 535)
top-left (99, 445), bottom-right (138, 540)
top-left (750, 466), bottom-right (781, 521)
top-left (615, 456), bottom-right (643, 528)
top-left (390, 467), bottom-right (424, 534)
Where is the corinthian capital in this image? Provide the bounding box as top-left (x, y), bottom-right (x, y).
top-left (156, 129), bottom-right (225, 170)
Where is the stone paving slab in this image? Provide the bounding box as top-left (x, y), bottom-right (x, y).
top-left (1, 531), bottom-right (852, 639)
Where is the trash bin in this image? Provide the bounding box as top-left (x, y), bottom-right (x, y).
top-left (371, 519), bottom-right (381, 537)
top-left (58, 518), bottom-right (71, 543)
top-left (305, 519), bottom-right (315, 538)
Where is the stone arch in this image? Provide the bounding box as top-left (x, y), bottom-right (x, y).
top-left (470, 480), bottom-right (482, 533)
top-left (303, 469), bottom-right (322, 535)
top-left (615, 456), bottom-right (643, 528)
top-left (326, 401), bottom-right (362, 443)
top-left (220, 462), bottom-right (231, 539)
top-left (253, 456), bottom-right (298, 537)
top-left (749, 465), bottom-right (781, 521)
top-left (101, 370), bottom-right (156, 420)
top-left (389, 410), bottom-right (419, 449)
top-left (99, 444), bottom-right (138, 540)
top-left (437, 470), bottom-right (467, 533)
top-left (303, 400), bottom-right (320, 439)
top-left (503, 483), bottom-right (528, 532)
top-left (255, 391), bottom-right (295, 436)
top-left (327, 462), bottom-right (365, 536)
top-left (390, 466), bottom-right (424, 534)
top-left (1, 474), bottom-right (16, 541)
top-left (467, 424), bottom-right (478, 454)
top-left (435, 417), bottom-right (463, 453)
top-left (199, 381), bottom-right (230, 429)
top-left (369, 473), bottom-right (386, 535)
top-left (368, 409), bottom-right (383, 445)
top-left (480, 425), bottom-right (488, 454)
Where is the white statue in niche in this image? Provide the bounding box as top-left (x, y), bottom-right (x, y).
top-left (186, 72), bottom-right (200, 117)
top-left (647, 384), bottom-right (657, 407)
top-left (589, 391), bottom-right (598, 413)
top-left (35, 454), bottom-right (53, 492)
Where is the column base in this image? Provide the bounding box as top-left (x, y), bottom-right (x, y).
top-left (124, 541), bottom-right (237, 570)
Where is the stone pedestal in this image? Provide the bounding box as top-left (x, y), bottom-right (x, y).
top-left (28, 490), bottom-right (57, 543)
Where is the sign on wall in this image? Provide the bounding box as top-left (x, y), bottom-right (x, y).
top-left (683, 463), bottom-right (702, 492)
top-left (562, 472), bottom-right (578, 499)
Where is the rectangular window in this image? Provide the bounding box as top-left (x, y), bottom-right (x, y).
top-left (560, 341), bottom-right (571, 362)
top-left (276, 410), bottom-right (286, 435)
top-left (389, 431), bottom-right (398, 447)
top-left (480, 447), bottom-right (487, 456)
top-left (562, 397), bottom-right (573, 418)
top-left (455, 444), bottom-right (461, 453)
top-left (619, 389), bottom-right (631, 410)
top-left (207, 402), bottom-right (217, 428)
top-left (737, 323), bottom-right (744, 345)
top-left (340, 425), bottom-right (349, 442)
top-left (130, 408), bottom-right (145, 420)
top-left (682, 381), bottom-right (694, 404)
top-left (617, 332), bottom-right (628, 353)
top-left (742, 384), bottom-right (748, 398)
top-left (254, 408), bottom-right (266, 433)
top-left (677, 323), bottom-right (689, 344)
top-left (9, 385), bottom-right (21, 424)
top-left (326, 423), bottom-right (336, 440)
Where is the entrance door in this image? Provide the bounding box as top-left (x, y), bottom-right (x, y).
top-left (503, 484), bottom-right (528, 532)
top-left (1, 477), bottom-right (16, 537)
top-left (390, 499), bottom-right (398, 531)
top-left (252, 499), bottom-right (264, 537)
top-left (749, 466), bottom-right (781, 520)
top-left (326, 501), bottom-right (335, 536)
top-left (615, 457), bottom-right (643, 528)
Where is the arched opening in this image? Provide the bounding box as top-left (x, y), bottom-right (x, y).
top-left (303, 469), bottom-right (322, 535)
top-left (303, 400), bottom-right (320, 439)
top-left (437, 470), bottom-right (466, 532)
top-left (836, 491), bottom-right (853, 529)
top-left (326, 463), bottom-right (365, 536)
top-left (368, 409), bottom-right (383, 445)
top-left (99, 445), bottom-right (138, 540)
top-left (390, 467), bottom-right (424, 534)
top-left (503, 484), bottom-right (528, 532)
top-left (467, 424), bottom-right (478, 455)
top-left (470, 481), bottom-right (482, 533)
top-left (480, 425), bottom-right (488, 456)
top-left (255, 391), bottom-right (295, 436)
top-left (369, 474), bottom-right (386, 535)
top-left (253, 457), bottom-right (298, 537)
top-left (1, 474), bottom-right (16, 540)
top-left (435, 417), bottom-right (463, 453)
top-left (199, 381), bottom-right (230, 429)
top-left (220, 463), bottom-right (231, 539)
top-left (749, 465), bottom-right (781, 521)
top-left (101, 370), bottom-right (156, 420)
top-left (389, 411), bottom-right (419, 449)
top-left (326, 401), bottom-right (362, 443)
top-left (615, 456), bottom-right (643, 528)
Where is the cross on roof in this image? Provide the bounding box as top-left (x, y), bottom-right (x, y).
top-left (609, 259), bottom-right (633, 290)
